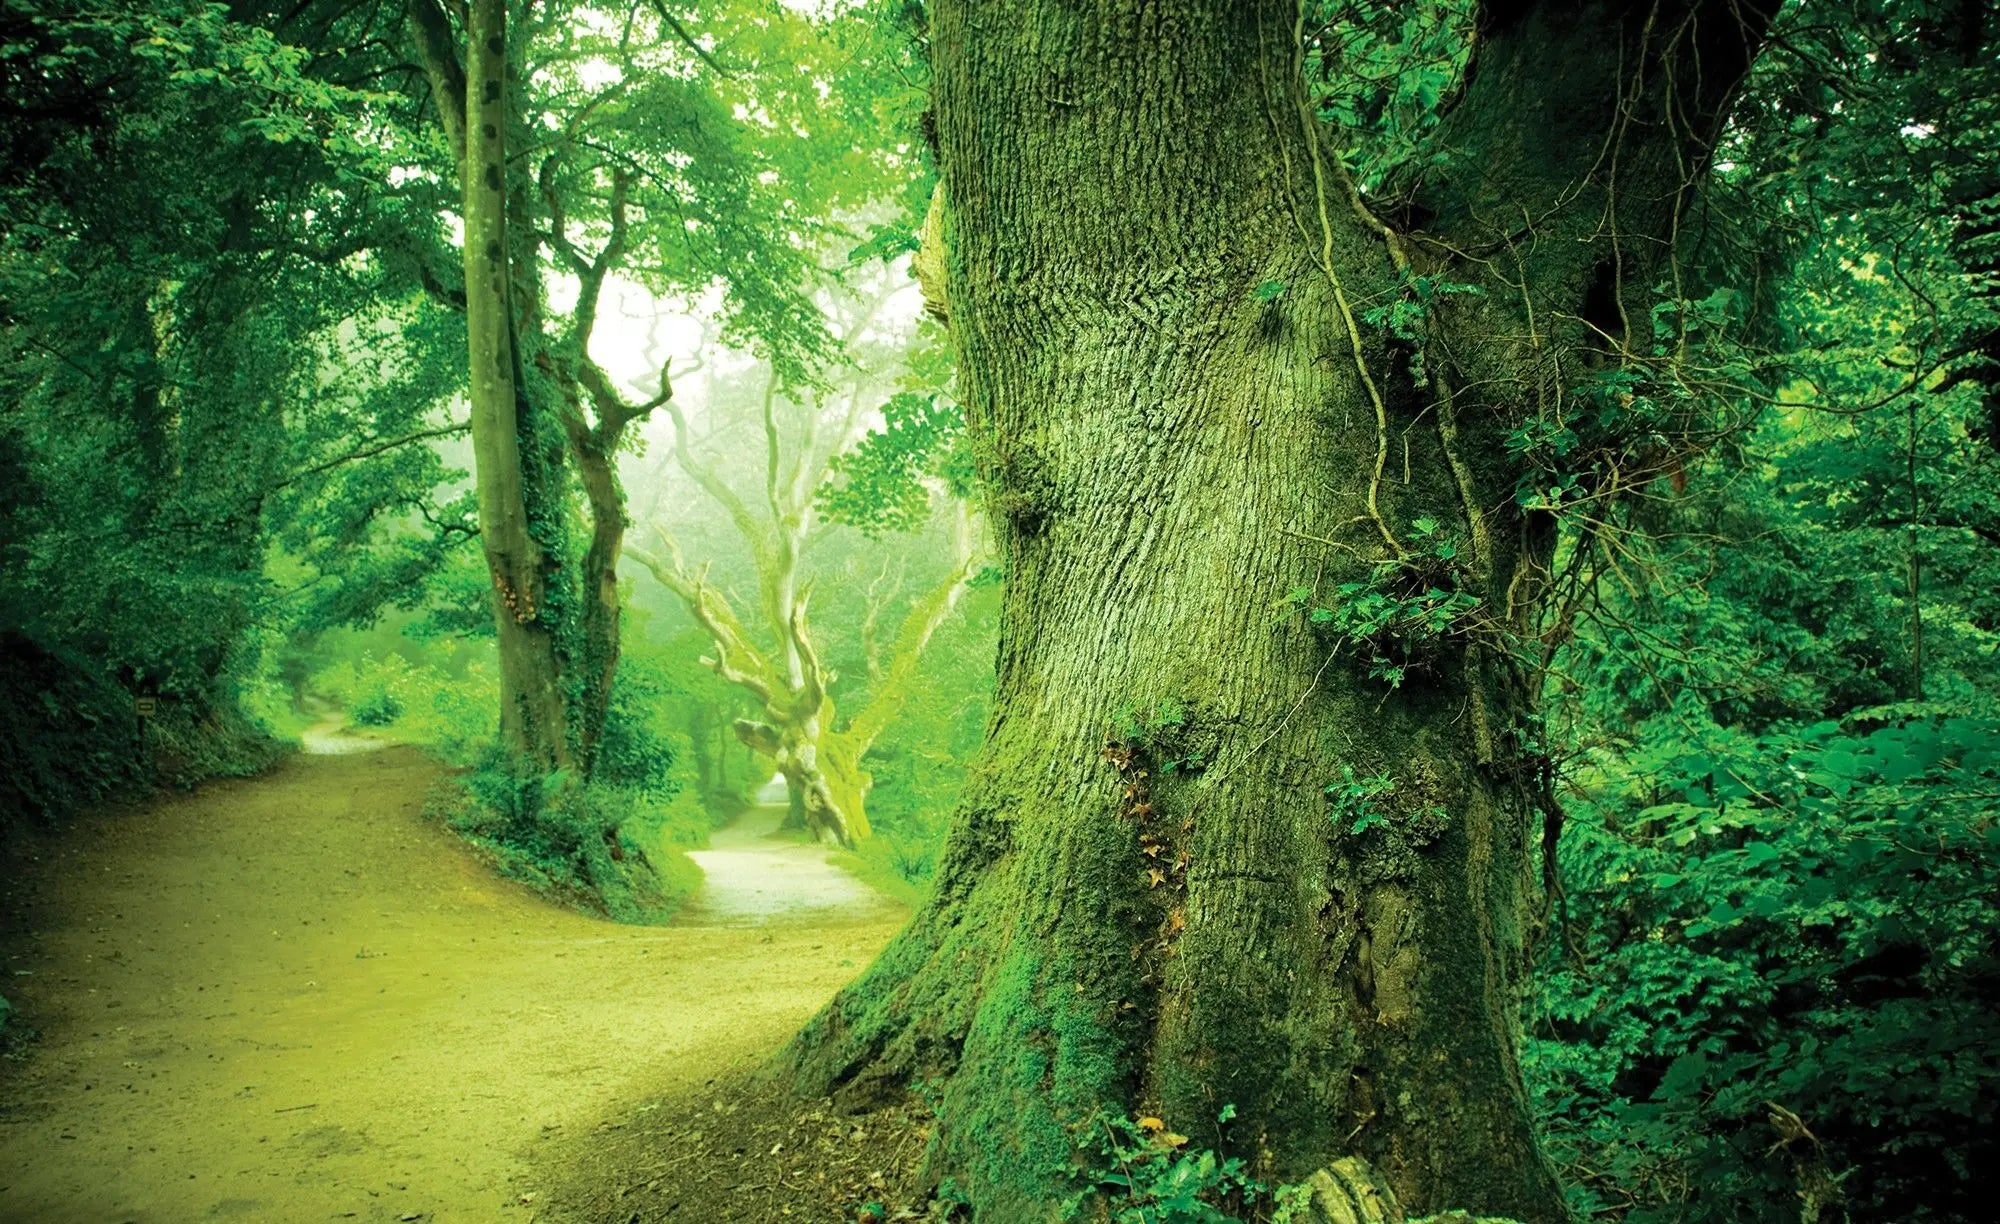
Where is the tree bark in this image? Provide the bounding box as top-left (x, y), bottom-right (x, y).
top-left (785, 1), bottom-right (1771, 1218)
top-left (460, 0), bottom-right (571, 769)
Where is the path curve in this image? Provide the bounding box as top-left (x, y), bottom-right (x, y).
top-left (680, 779), bottom-right (901, 927)
top-left (0, 747), bottom-right (903, 1223)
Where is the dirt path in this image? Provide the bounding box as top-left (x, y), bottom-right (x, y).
top-left (680, 780), bottom-right (900, 927)
top-left (0, 743), bottom-right (904, 1224)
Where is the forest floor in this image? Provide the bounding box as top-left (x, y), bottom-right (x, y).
top-left (0, 730), bottom-right (905, 1224)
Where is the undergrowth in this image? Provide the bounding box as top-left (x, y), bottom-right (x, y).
top-left (0, 630), bottom-right (284, 832)
top-left (428, 758), bottom-right (706, 924)
top-left (324, 647), bottom-right (722, 922)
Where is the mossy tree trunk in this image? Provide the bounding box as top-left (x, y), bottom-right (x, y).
top-left (416, 0), bottom-right (660, 774)
top-left (548, 169), bottom-right (672, 770)
top-left (785, 1), bottom-right (1772, 1218)
top-left (459, 0), bottom-right (571, 770)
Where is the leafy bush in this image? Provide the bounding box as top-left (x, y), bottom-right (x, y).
top-left (1063, 1109), bottom-right (1277, 1224)
top-left (1527, 708), bottom-right (2000, 1222)
top-left (0, 630), bottom-right (283, 831)
top-left (436, 753), bottom-right (701, 924)
top-left (593, 644), bottom-right (682, 795)
top-left (424, 639), bottom-right (720, 922)
top-left (347, 662), bottom-right (407, 726)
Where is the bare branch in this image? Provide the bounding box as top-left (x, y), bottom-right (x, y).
top-left (269, 421), bottom-right (470, 493)
top-left (647, 0), bottom-right (732, 76)
top-left (662, 397), bottom-right (775, 566)
top-left (845, 502), bottom-right (985, 751)
top-left (628, 534), bottom-right (777, 706)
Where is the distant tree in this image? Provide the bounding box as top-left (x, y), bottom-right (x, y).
top-left (630, 283), bottom-right (984, 847)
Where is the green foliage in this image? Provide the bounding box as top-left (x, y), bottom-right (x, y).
top-left (819, 323), bottom-right (970, 537)
top-left (820, 390), bottom-right (972, 536)
top-left (313, 652), bottom-right (496, 764)
top-left (1283, 521), bottom-right (1482, 688)
top-left (1112, 698), bottom-right (1187, 751)
top-left (1529, 709), bottom-right (2000, 1222)
top-left (0, 0), bottom-right (473, 822)
top-left (1359, 270), bottom-right (1482, 386)
top-left (1056, 1106), bottom-right (1357, 1224)
top-left (1064, 1110), bottom-right (1270, 1224)
top-left (0, 631), bottom-right (283, 830)
top-left (1325, 766), bottom-right (1397, 835)
top-left (436, 645), bottom-right (714, 925)
top-left (590, 645), bottom-right (684, 797)
top-left (1304, 0), bottom-right (1477, 190)
top-left (1528, 199), bottom-right (2000, 1222)
top-left (437, 754), bottom-right (689, 925)
top-left (845, 585), bottom-right (999, 894)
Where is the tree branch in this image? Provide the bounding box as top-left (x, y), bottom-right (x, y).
top-left (269, 421), bottom-right (470, 494)
top-left (627, 535), bottom-right (779, 706)
top-left (647, 0), bottom-right (732, 76)
top-left (405, 0), bottom-right (467, 170)
top-left (662, 397), bottom-right (776, 568)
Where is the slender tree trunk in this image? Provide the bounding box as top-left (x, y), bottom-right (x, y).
top-left (462, 0), bottom-right (570, 769)
top-left (785, 1), bottom-right (1771, 1218)
top-left (569, 419), bottom-right (626, 768)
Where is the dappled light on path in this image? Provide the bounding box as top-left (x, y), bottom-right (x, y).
top-left (297, 703), bottom-right (394, 757)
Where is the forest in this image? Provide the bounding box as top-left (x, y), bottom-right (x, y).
top-left (0, 0), bottom-right (1995, 1220)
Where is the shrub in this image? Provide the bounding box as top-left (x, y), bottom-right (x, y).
top-left (436, 751), bottom-right (702, 924)
top-left (313, 652), bottom-right (495, 762)
top-left (1526, 708), bottom-right (2000, 1222)
top-left (0, 630), bottom-right (283, 831)
top-left (425, 644), bottom-right (720, 923)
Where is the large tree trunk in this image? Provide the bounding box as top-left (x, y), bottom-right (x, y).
top-left (460, 0), bottom-right (570, 769)
top-left (786, 1), bottom-right (1770, 1218)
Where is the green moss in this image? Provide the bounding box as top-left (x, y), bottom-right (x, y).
top-left (932, 946), bottom-right (1128, 1218)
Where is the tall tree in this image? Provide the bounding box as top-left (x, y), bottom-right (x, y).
top-left (454, 0), bottom-right (574, 767)
top-left (406, 0), bottom-right (909, 772)
top-left (785, 0), bottom-right (1774, 1217)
